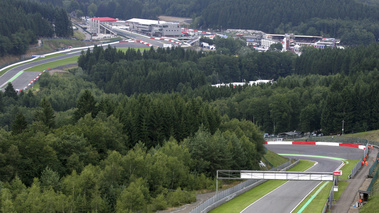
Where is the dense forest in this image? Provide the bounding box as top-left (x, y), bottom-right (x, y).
top-left (0, 71), bottom-right (264, 212)
top-left (0, 0), bottom-right (72, 56)
top-left (2, 1), bottom-right (379, 211)
top-left (1, 36), bottom-right (379, 212)
top-left (76, 42), bottom-right (379, 136)
top-left (77, 44), bottom-right (295, 95)
top-left (36, 0), bottom-right (379, 45)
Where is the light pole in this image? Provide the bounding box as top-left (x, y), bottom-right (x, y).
top-left (342, 120), bottom-right (345, 135)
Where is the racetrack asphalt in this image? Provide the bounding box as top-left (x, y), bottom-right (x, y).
top-left (0, 42), bottom-right (149, 91)
top-left (240, 145), bottom-right (363, 213)
top-left (158, 145), bottom-right (366, 213)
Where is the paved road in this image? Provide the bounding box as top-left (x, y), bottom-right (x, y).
top-left (241, 145), bottom-right (363, 213)
top-left (113, 27), bottom-right (180, 47)
top-left (0, 42), bottom-right (147, 91)
top-left (162, 145), bottom-right (364, 213)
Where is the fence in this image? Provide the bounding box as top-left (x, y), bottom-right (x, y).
top-left (322, 183), bottom-right (335, 213)
top-left (292, 136), bottom-right (369, 145)
top-left (349, 143), bottom-right (368, 179)
top-left (367, 168), bottom-right (379, 195)
top-left (189, 160), bottom-right (297, 213)
top-left (367, 152), bottom-right (379, 195)
top-left (368, 153), bottom-right (379, 177)
top-left (350, 160), bottom-right (363, 179)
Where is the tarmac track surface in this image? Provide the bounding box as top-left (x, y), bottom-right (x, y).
top-left (0, 42), bottom-right (147, 91)
top-left (240, 145), bottom-right (363, 213)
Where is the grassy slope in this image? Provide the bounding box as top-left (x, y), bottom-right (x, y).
top-left (210, 160), bottom-right (315, 213)
top-left (25, 56), bottom-right (79, 72)
top-left (342, 130), bottom-right (379, 143)
top-left (340, 159), bottom-right (361, 179)
top-left (73, 30), bottom-right (86, 40)
top-left (263, 149), bottom-right (289, 168)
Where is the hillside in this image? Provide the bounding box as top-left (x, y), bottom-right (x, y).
top-left (35, 0), bottom-right (379, 45)
top-left (0, 0), bottom-right (72, 56)
top-left (343, 130), bottom-right (379, 143)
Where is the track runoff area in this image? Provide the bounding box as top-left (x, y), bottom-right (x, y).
top-left (214, 141), bottom-right (367, 212)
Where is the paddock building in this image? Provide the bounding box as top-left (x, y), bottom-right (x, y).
top-left (126, 18), bottom-right (181, 37)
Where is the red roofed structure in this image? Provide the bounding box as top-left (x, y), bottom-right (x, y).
top-left (92, 17), bottom-right (117, 22)
top-left (90, 17), bottom-right (118, 35)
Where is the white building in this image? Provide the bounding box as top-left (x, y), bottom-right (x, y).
top-left (90, 17), bottom-right (118, 34)
top-left (260, 39), bottom-right (279, 50)
top-left (126, 18), bottom-right (181, 37)
top-left (212, 80), bottom-right (273, 88)
top-left (314, 38), bottom-right (336, 49)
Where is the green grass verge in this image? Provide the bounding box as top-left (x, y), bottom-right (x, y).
top-left (333, 180), bottom-right (349, 201)
top-left (29, 82), bottom-right (40, 92)
top-left (117, 47), bottom-right (151, 53)
top-left (292, 181), bottom-right (333, 213)
top-left (340, 159), bottom-right (361, 179)
top-left (264, 150), bottom-right (288, 167)
top-left (25, 56), bottom-right (79, 72)
top-left (73, 30), bottom-right (86, 40)
top-left (0, 68), bottom-right (10, 77)
top-left (210, 160), bottom-right (315, 213)
top-left (291, 158), bottom-right (364, 213)
top-left (360, 183), bottom-right (379, 213)
top-left (342, 129), bottom-right (379, 142)
top-left (291, 160), bottom-right (315, 172)
top-left (0, 53), bottom-right (65, 77)
top-left (209, 180), bottom-right (287, 213)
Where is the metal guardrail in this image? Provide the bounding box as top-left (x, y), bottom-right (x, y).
top-left (350, 160), bottom-right (362, 179)
top-left (349, 142), bottom-right (369, 179)
top-left (291, 136), bottom-right (369, 145)
top-left (190, 160), bottom-right (297, 213)
top-left (322, 184), bottom-right (334, 213)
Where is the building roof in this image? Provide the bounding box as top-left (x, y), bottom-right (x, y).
top-left (126, 18), bottom-right (177, 25)
top-left (92, 17), bottom-right (117, 22)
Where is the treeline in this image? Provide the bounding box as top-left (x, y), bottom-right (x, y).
top-left (185, 70), bottom-right (379, 135)
top-left (77, 43), bottom-right (379, 136)
top-left (77, 45), bottom-right (296, 95)
top-left (36, 0), bottom-right (204, 19)
top-left (199, 0), bottom-right (379, 44)
top-left (40, 0), bottom-right (379, 45)
top-left (78, 46), bottom-right (207, 95)
top-left (284, 18), bottom-right (379, 45)
top-left (0, 74), bottom-right (264, 212)
top-left (295, 44), bottom-right (379, 75)
top-left (0, 0), bottom-right (72, 56)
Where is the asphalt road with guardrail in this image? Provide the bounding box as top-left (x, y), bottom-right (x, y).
top-left (240, 145), bottom-right (363, 213)
top-left (0, 42), bottom-right (147, 91)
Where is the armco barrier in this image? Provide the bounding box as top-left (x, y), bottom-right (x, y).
top-left (322, 184), bottom-right (334, 213)
top-left (350, 143), bottom-right (369, 178)
top-left (368, 153), bottom-right (379, 177)
top-left (189, 160), bottom-right (297, 213)
top-left (350, 160), bottom-right (362, 179)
